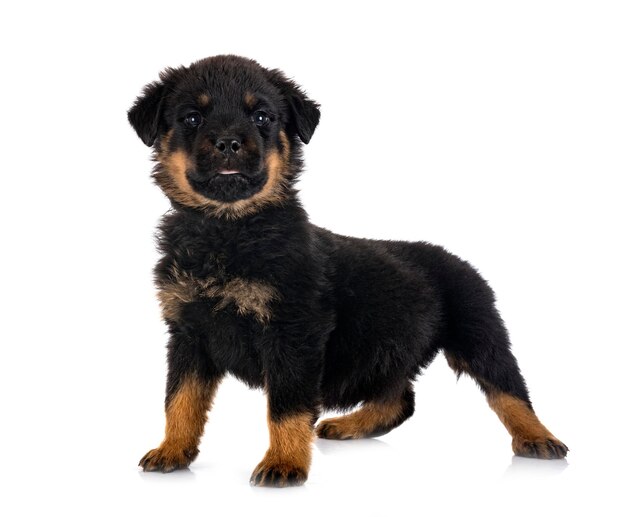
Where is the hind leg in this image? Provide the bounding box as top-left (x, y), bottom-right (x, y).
top-left (445, 351), bottom-right (568, 459)
top-left (316, 383), bottom-right (415, 440)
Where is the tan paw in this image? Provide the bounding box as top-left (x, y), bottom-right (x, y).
top-left (138, 444), bottom-right (199, 473)
top-left (250, 459), bottom-right (308, 487)
top-left (316, 417), bottom-right (365, 439)
top-left (513, 436), bottom-right (569, 459)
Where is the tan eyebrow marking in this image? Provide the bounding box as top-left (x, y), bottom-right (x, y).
top-left (244, 92), bottom-right (257, 109)
top-left (197, 93), bottom-right (210, 106)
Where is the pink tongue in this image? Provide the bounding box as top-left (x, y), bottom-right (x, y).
top-left (218, 170), bottom-right (239, 175)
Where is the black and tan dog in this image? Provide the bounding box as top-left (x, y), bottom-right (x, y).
top-left (128, 55), bottom-right (567, 487)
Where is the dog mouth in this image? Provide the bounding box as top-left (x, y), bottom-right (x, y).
top-left (187, 166), bottom-right (267, 202)
top-left (187, 168), bottom-right (253, 185)
top-left (187, 163), bottom-right (260, 181)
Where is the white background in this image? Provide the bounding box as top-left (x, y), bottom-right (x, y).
top-left (1, 1), bottom-right (624, 516)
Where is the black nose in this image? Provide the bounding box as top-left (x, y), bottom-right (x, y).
top-left (215, 137), bottom-right (241, 155)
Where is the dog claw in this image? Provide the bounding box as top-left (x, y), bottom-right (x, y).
top-left (250, 461), bottom-right (307, 487)
top-left (514, 437), bottom-right (568, 459)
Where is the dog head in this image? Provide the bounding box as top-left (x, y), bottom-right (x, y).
top-left (128, 55), bottom-right (320, 218)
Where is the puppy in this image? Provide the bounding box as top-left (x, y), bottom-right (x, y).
top-left (128, 55), bottom-right (567, 487)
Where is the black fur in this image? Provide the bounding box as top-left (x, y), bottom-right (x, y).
top-left (129, 55), bottom-right (566, 485)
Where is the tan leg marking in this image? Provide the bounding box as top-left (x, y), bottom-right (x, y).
top-left (251, 411), bottom-right (314, 487)
top-left (444, 352), bottom-right (568, 458)
top-left (487, 392), bottom-right (568, 459)
top-left (316, 399), bottom-right (404, 439)
top-left (139, 374), bottom-right (221, 472)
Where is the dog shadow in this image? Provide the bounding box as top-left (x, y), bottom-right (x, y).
top-left (315, 436), bottom-right (391, 455)
top-left (138, 467), bottom-right (196, 483)
top-left (503, 455), bottom-right (569, 478)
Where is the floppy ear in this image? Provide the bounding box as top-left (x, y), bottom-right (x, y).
top-left (128, 80), bottom-right (167, 147)
top-left (267, 69), bottom-right (320, 144)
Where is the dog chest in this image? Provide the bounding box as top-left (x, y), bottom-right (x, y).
top-left (156, 263), bottom-right (279, 325)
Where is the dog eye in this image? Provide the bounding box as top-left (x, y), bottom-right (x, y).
top-left (184, 112), bottom-right (203, 128)
top-left (252, 111), bottom-right (271, 127)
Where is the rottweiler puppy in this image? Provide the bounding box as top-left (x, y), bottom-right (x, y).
top-left (128, 55), bottom-right (568, 487)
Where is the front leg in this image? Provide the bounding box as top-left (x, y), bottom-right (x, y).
top-left (250, 404), bottom-right (315, 487)
top-left (140, 332), bottom-right (223, 473)
top-left (250, 336), bottom-right (322, 487)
